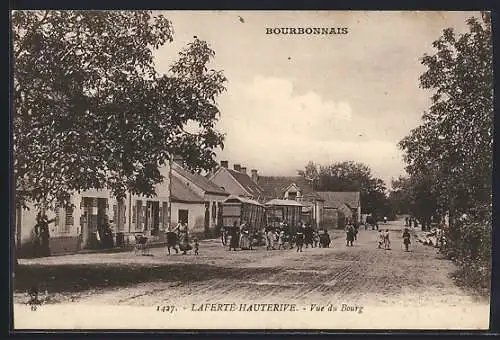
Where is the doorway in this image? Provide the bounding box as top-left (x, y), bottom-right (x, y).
top-left (145, 201), bottom-right (160, 236)
top-left (204, 202), bottom-right (210, 235)
top-left (178, 209), bottom-right (188, 225)
top-left (81, 197), bottom-right (108, 249)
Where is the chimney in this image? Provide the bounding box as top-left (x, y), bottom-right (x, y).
top-left (233, 164), bottom-right (241, 172)
top-left (241, 167), bottom-right (247, 174)
top-left (251, 169), bottom-right (258, 183)
top-left (220, 160), bottom-right (228, 168)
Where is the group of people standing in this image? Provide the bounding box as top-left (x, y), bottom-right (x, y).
top-left (292, 222), bottom-right (323, 252)
top-left (404, 216), bottom-right (418, 229)
top-left (222, 220), bottom-right (332, 253)
top-left (273, 221), bottom-right (331, 252)
top-left (32, 212), bottom-right (54, 257)
top-left (344, 221), bottom-right (359, 247)
top-left (225, 221), bottom-right (254, 251)
top-left (377, 228), bottom-right (412, 251)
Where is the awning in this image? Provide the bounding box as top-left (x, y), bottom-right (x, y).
top-left (265, 199), bottom-right (305, 207)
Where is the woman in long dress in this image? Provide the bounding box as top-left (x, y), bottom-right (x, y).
top-left (239, 229), bottom-right (251, 250)
top-left (178, 223), bottom-right (191, 254)
top-left (266, 228), bottom-right (276, 250)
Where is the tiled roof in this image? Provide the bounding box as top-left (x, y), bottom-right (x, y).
top-left (317, 191), bottom-right (360, 209)
top-left (227, 169), bottom-right (264, 198)
top-left (258, 176), bottom-right (314, 200)
top-left (171, 176), bottom-right (204, 203)
top-left (303, 192), bottom-right (325, 201)
top-left (173, 162), bottom-right (228, 196)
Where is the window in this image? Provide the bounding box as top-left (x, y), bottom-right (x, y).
top-left (64, 206), bottom-right (74, 232)
top-left (288, 191), bottom-right (297, 201)
top-left (136, 201), bottom-right (143, 230)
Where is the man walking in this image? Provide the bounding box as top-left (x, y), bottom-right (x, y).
top-left (383, 229), bottom-right (391, 250)
top-left (295, 229), bottom-right (304, 252)
top-left (402, 228), bottom-right (411, 252)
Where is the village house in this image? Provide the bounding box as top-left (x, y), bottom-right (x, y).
top-left (15, 165), bottom-right (173, 257)
top-left (15, 159), bottom-right (232, 257)
top-left (169, 175), bottom-right (205, 235)
top-left (208, 161), bottom-right (264, 200)
top-left (171, 161), bottom-right (229, 236)
top-left (317, 191), bottom-right (361, 229)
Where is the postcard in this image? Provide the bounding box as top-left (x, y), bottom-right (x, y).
top-left (12, 10), bottom-right (492, 330)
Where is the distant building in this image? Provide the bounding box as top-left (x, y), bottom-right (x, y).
top-left (208, 161), bottom-right (264, 200)
top-left (254, 175), bottom-right (324, 228)
top-left (317, 191), bottom-right (361, 229)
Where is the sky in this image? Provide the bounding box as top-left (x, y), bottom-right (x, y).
top-left (152, 11), bottom-right (479, 187)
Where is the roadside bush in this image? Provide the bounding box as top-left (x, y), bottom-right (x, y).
top-left (441, 212), bottom-right (492, 293)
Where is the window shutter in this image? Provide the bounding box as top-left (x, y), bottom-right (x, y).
top-left (122, 205), bottom-right (126, 224)
top-left (55, 208), bottom-right (60, 232)
top-left (159, 204), bottom-right (163, 228)
top-left (132, 205), bottom-right (136, 223)
top-left (113, 205), bottom-right (117, 224)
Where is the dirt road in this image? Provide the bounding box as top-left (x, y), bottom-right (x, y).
top-left (14, 221), bottom-right (490, 329)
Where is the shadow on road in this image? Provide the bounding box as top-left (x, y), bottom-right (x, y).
top-left (14, 263), bottom-right (279, 294)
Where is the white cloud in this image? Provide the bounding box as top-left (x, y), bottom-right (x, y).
top-left (221, 75), bottom-right (352, 140)
top-left (216, 75), bottom-right (405, 185)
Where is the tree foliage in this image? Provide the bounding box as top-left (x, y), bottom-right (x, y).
top-left (399, 14), bottom-right (492, 292)
top-left (298, 161), bottom-right (390, 218)
top-left (399, 16), bottom-right (493, 219)
top-left (297, 161), bottom-right (320, 188)
top-left (13, 10), bottom-right (227, 209)
top-left (389, 175), bottom-right (438, 229)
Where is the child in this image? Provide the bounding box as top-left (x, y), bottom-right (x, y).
top-left (193, 237), bottom-right (199, 255)
top-left (313, 231), bottom-right (320, 248)
top-left (278, 231), bottom-right (286, 250)
top-left (377, 230), bottom-right (384, 249)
